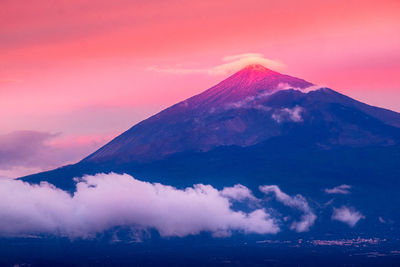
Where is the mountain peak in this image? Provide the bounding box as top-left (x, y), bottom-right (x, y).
top-left (235, 64), bottom-right (279, 79)
top-left (240, 63), bottom-right (275, 73)
top-left (230, 64), bottom-right (281, 86)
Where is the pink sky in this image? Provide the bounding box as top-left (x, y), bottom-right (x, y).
top-left (1, 0), bottom-right (400, 177)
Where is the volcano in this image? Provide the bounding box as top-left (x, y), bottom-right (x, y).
top-left (23, 64), bottom-right (400, 186)
top-left (76, 64), bottom-right (400, 165)
top-left (21, 65), bottom-right (400, 238)
top-left (83, 64), bottom-right (314, 163)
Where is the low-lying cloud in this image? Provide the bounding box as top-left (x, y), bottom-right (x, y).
top-left (0, 172), bottom-right (370, 239)
top-left (331, 206), bottom-right (365, 227)
top-left (0, 173), bottom-right (279, 238)
top-left (259, 185), bottom-right (316, 232)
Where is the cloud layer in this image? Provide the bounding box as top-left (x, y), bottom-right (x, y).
top-left (0, 173), bottom-right (279, 238)
top-left (0, 173), bottom-right (369, 239)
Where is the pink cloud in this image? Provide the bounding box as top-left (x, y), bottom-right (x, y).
top-left (0, 131), bottom-right (110, 179)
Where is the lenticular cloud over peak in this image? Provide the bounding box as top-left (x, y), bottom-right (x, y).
top-left (0, 173), bottom-right (280, 238)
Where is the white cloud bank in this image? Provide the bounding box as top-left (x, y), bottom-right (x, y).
top-left (259, 185), bottom-right (316, 232)
top-left (332, 206), bottom-right (365, 227)
top-left (147, 53), bottom-right (285, 76)
top-left (0, 173), bottom-right (279, 238)
top-left (2, 173), bottom-right (368, 239)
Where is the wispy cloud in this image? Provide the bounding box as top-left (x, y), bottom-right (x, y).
top-left (325, 184), bottom-right (351, 194)
top-left (259, 185), bottom-right (316, 232)
top-left (331, 206), bottom-right (365, 227)
top-left (0, 173), bottom-right (279, 238)
top-left (147, 53), bottom-right (285, 76)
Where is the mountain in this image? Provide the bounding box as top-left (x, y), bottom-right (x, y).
top-left (21, 64), bottom-right (400, 239)
top-left (81, 64), bottom-right (400, 164)
top-left (22, 64), bottom-right (400, 186)
top-left (83, 64), bottom-right (313, 163)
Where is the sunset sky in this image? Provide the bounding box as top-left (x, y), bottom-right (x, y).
top-left (1, 0), bottom-right (400, 178)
